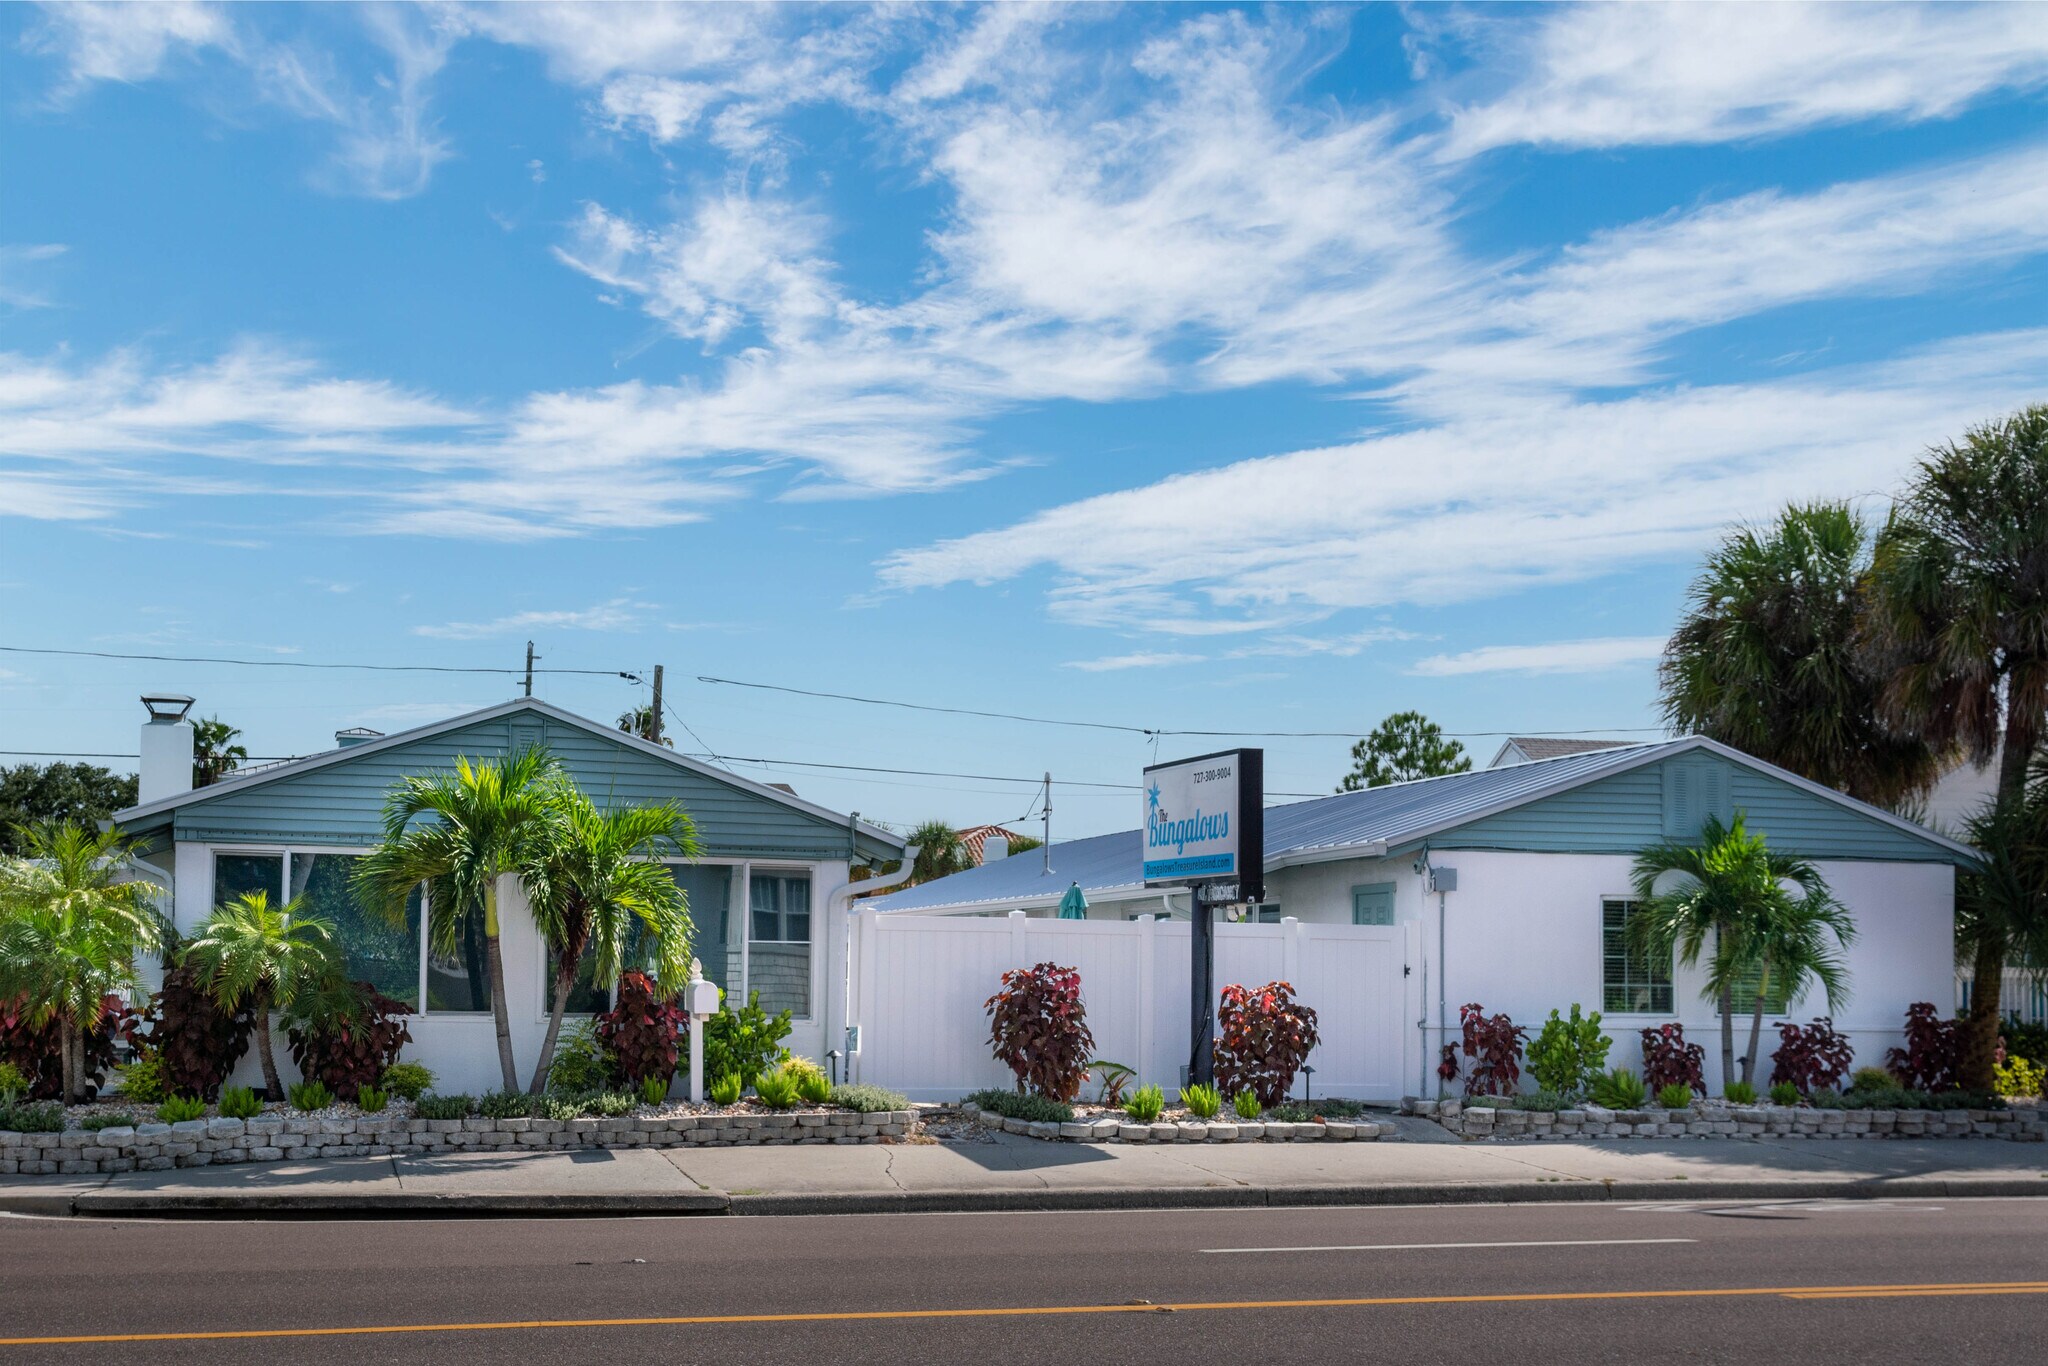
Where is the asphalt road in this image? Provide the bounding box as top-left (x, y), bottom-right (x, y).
top-left (4, 1198), bottom-right (2046, 1363)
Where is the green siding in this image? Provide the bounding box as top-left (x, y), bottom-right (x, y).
top-left (171, 711), bottom-right (885, 861)
top-left (1432, 753), bottom-right (1964, 864)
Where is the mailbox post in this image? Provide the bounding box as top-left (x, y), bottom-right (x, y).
top-left (686, 959), bottom-right (720, 1104)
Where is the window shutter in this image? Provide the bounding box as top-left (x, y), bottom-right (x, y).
top-left (1661, 762), bottom-right (1694, 837)
top-left (509, 720), bottom-right (544, 754)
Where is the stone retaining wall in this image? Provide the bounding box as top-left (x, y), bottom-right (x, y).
top-left (962, 1103), bottom-right (1385, 1144)
top-left (1, 1109), bottom-right (916, 1176)
top-left (1403, 1097), bottom-right (2046, 1142)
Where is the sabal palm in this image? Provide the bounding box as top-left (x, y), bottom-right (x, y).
top-left (1630, 814), bottom-right (1853, 1086)
top-left (907, 820), bottom-right (971, 885)
top-left (1661, 502), bottom-right (1940, 808)
top-left (523, 786), bottom-right (699, 1092)
top-left (182, 891), bottom-right (336, 1100)
top-left (1863, 404), bottom-right (2048, 1086)
top-left (0, 821), bottom-right (165, 1102)
top-left (1956, 758), bottom-right (2048, 1056)
top-left (352, 747), bottom-right (561, 1092)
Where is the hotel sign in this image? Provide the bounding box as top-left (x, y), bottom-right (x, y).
top-left (1142, 748), bottom-right (1264, 901)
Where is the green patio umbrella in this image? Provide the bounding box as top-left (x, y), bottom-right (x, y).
top-left (1057, 881), bottom-right (1088, 920)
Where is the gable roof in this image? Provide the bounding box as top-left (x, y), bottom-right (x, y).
top-left (111, 697), bottom-right (904, 853)
top-left (867, 735), bottom-right (1977, 914)
top-left (1488, 736), bottom-right (1634, 766)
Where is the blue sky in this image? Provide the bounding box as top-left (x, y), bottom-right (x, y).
top-left (3, 2), bottom-right (2046, 837)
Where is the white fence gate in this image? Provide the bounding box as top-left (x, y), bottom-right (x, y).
top-left (848, 910), bottom-right (1421, 1102)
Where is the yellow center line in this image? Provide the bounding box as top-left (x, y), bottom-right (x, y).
top-left (6, 1282), bottom-right (2047, 1347)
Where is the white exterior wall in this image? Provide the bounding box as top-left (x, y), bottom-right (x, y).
top-left (167, 840), bottom-right (853, 1096)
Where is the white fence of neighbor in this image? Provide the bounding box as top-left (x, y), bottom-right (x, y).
top-left (846, 909), bottom-right (1422, 1103)
top-left (1958, 966), bottom-right (2048, 1024)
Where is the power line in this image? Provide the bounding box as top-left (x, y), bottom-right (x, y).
top-left (694, 673), bottom-right (1666, 740)
top-left (0, 643), bottom-right (637, 679)
top-left (0, 750), bottom-right (298, 761)
top-left (674, 750), bottom-right (1323, 799)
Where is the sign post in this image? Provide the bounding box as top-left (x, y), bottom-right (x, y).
top-left (1142, 748), bottom-right (1263, 1089)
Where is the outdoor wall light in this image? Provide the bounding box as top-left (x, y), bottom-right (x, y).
top-left (140, 692), bottom-right (195, 722)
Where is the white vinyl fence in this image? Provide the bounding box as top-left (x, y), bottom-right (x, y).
top-left (848, 910), bottom-right (1422, 1102)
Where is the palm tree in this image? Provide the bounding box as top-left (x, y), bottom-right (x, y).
top-left (192, 717), bottom-right (248, 787)
top-left (1955, 759), bottom-right (2048, 1072)
top-left (1629, 813), bottom-right (1852, 1086)
top-left (1661, 502), bottom-right (1941, 807)
top-left (523, 786), bottom-right (699, 1092)
top-left (181, 892), bottom-right (337, 1100)
top-left (907, 820), bottom-right (971, 885)
top-left (0, 821), bottom-right (165, 1102)
top-left (1863, 404), bottom-right (2048, 1087)
top-left (352, 747), bottom-right (562, 1093)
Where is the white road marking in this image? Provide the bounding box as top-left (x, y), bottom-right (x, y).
top-left (1200, 1237), bottom-right (1696, 1254)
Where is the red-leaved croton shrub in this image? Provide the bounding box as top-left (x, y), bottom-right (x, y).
top-left (985, 962), bottom-right (1094, 1102)
top-left (284, 982), bottom-right (414, 1100)
top-left (1885, 1002), bottom-right (1959, 1092)
top-left (137, 962), bottom-right (255, 1100)
top-left (1639, 1023), bottom-right (1705, 1091)
top-left (1769, 1017), bottom-right (1854, 1093)
top-left (1459, 1003), bottom-right (1527, 1097)
top-left (1215, 981), bottom-right (1321, 1108)
top-left (597, 971), bottom-right (687, 1086)
top-left (2, 993), bottom-right (137, 1101)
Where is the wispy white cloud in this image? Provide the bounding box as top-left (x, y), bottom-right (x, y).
top-left (1062, 651), bottom-right (1204, 672)
top-left (411, 597), bottom-right (652, 641)
top-left (1409, 636), bottom-right (1667, 677)
top-left (0, 244), bottom-right (68, 309)
top-left (1438, 1), bottom-right (2048, 158)
top-left (26, 0), bottom-right (231, 93)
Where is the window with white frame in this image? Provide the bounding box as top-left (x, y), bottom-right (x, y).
top-left (1601, 898), bottom-right (1673, 1014)
top-left (210, 849), bottom-right (442, 1013)
top-left (747, 871), bottom-right (811, 1018)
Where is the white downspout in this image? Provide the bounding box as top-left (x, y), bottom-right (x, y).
top-left (828, 824), bottom-right (921, 1084)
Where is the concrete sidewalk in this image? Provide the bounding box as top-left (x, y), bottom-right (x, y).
top-left (4, 1124), bottom-right (2045, 1217)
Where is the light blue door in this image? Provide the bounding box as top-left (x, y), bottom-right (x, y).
top-left (1352, 882), bottom-right (1395, 926)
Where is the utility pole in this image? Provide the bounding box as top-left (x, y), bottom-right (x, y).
top-left (650, 665), bottom-right (665, 745)
top-left (1041, 772), bottom-right (1052, 874)
top-left (523, 641), bottom-right (536, 697)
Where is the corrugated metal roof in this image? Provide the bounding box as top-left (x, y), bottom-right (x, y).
top-left (864, 736), bottom-right (1978, 913)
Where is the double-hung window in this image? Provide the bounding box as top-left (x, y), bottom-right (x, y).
top-left (747, 872), bottom-right (811, 1018)
top-left (1601, 898), bottom-right (1673, 1014)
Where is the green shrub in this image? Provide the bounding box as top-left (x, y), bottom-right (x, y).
top-left (1849, 1065), bottom-right (1896, 1093)
top-left (1656, 1083), bottom-right (1693, 1110)
top-left (639, 1074), bottom-right (671, 1106)
top-left (157, 1095), bottom-right (206, 1123)
top-left (1512, 1089), bottom-right (1570, 1112)
top-left (754, 1068), bottom-right (800, 1110)
top-left (829, 1083), bottom-right (908, 1113)
top-left (794, 1068), bottom-right (830, 1106)
top-left (217, 1085), bottom-right (262, 1120)
top-left (1809, 1087), bottom-right (1845, 1109)
top-left (479, 1089), bottom-right (536, 1119)
top-left (1589, 1067), bottom-right (1646, 1109)
top-left (1769, 1081), bottom-right (1800, 1106)
top-left (288, 1079), bottom-right (334, 1112)
top-left (356, 1086), bottom-right (389, 1113)
top-left (379, 1062), bottom-right (435, 1102)
top-left (0, 1100), bottom-right (64, 1131)
top-left (1232, 1089), bottom-right (1262, 1120)
top-left (964, 1088), bottom-right (1073, 1124)
top-left (1266, 1097), bottom-right (1371, 1122)
top-left (0, 1060), bottom-right (26, 1102)
top-left (79, 1111), bottom-right (137, 1131)
top-left (2003, 1015), bottom-right (2048, 1065)
top-left (414, 1093), bottom-right (475, 1120)
top-left (701, 990), bottom-right (794, 1090)
top-left (709, 1072), bottom-right (742, 1106)
top-left (1994, 1056), bottom-right (2045, 1098)
top-left (117, 1050), bottom-right (170, 1104)
top-left (1724, 1081), bottom-right (1757, 1104)
top-left (1527, 1005), bottom-right (1610, 1098)
top-left (1124, 1084), bottom-right (1165, 1123)
top-left (538, 1094), bottom-right (584, 1121)
top-left (1180, 1082), bottom-right (1221, 1118)
top-left (581, 1091), bottom-right (636, 1118)
top-left (1091, 1060), bottom-right (1137, 1106)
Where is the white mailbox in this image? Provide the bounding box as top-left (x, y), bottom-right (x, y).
top-left (687, 978), bottom-right (720, 1019)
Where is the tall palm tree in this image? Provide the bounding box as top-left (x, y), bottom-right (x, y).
top-left (0, 821), bottom-right (165, 1102)
top-left (1629, 813), bottom-right (1852, 1087)
top-left (1863, 404), bottom-right (2048, 1088)
top-left (1662, 502), bottom-right (1941, 807)
top-left (181, 892), bottom-right (337, 1100)
top-left (906, 820), bottom-right (971, 885)
top-left (191, 716), bottom-right (248, 787)
top-left (352, 747), bottom-right (562, 1093)
top-left (1955, 758), bottom-right (2048, 1070)
top-left (523, 786), bottom-right (699, 1092)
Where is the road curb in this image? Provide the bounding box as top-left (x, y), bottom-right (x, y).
top-left (6, 1176), bottom-right (2042, 1220)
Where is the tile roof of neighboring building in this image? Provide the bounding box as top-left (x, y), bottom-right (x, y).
top-left (957, 824), bottom-right (1026, 865)
top-left (1488, 736), bottom-right (1636, 766)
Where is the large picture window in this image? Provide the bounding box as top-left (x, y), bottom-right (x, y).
top-left (748, 872), bottom-right (811, 1018)
top-left (1601, 898), bottom-right (1673, 1014)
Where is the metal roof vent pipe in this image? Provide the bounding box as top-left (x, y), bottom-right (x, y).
top-left (138, 693), bottom-right (196, 805)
